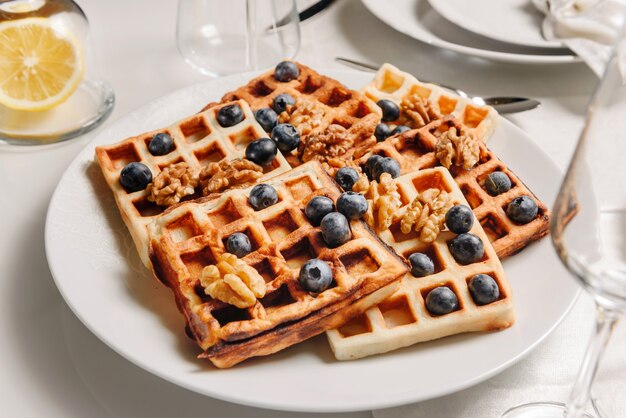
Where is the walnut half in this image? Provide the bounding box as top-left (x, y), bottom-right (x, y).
top-left (435, 126), bottom-right (480, 170)
top-left (198, 158), bottom-right (263, 195)
top-left (400, 188), bottom-right (452, 243)
top-left (355, 173), bottom-right (401, 231)
top-left (147, 162), bottom-right (199, 206)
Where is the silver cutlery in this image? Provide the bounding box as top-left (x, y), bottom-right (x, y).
top-left (335, 57), bottom-right (541, 114)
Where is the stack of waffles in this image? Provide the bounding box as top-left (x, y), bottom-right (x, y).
top-left (94, 61), bottom-right (552, 367)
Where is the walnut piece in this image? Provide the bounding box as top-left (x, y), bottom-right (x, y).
top-left (357, 173), bottom-right (401, 231)
top-left (435, 126), bottom-right (480, 170)
top-left (198, 158), bottom-right (263, 195)
top-left (301, 124), bottom-right (353, 163)
top-left (201, 253), bottom-right (266, 309)
top-left (278, 97), bottom-right (325, 140)
top-left (147, 162), bottom-right (199, 206)
top-left (399, 94), bottom-right (442, 128)
top-left (401, 188), bottom-right (452, 243)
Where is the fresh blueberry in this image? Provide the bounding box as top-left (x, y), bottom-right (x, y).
top-left (274, 61), bottom-right (299, 82)
top-left (507, 195), bottom-right (538, 224)
top-left (468, 274), bottom-right (500, 305)
top-left (449, 233), bottom-right (484, 265)
top-left (337, 192), bottom-right (368, 220)
top-left (148, 132), bottom-right (174, 156)
top-left (334, 167), bottom-right (360, 191)
top-left (391, 125), bottom-right (411, 136)
top-left (271, 123), bottom-right (300, 153)
top-left (377, 99), bottom-right (400, 122)
top-left (225, 232), bottom-right (252, 258)
top-left (249, 184), bottom-right (278, 210)
top-left (409, 252), bottom-right (435, 277)
top-left (364, 155), bottom-right (383, 180)
top-left (425, 286), bottom-right (459, 315)
top-left (120, 162), bottom-right (152, 192)
top-left (245, 137), bottom-right (277, 166)
top-left (320, 212), bottom-right (352, 248)
top-left (217, 104), bottom-right (244, 127)
top-left (445, 205), bottom-right (474, 234)
top-left (374, 123), bottom-right (392, 142)
top-left (485, 172), bottom-right (512, 196)
top-left (272, 93), bottom-right (295, 113)
top-left (305, 196), bottom-right (335, 226)
top-left (299, 259), bottom-right (333, 293)
top-left (254, 108), bottom-right (278, 132)
top-left (372, 156), bottom-right (401, 181)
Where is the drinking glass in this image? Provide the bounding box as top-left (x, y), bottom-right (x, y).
top-left (176, 0), bottom-right (300, 76)
top-left (501, 24), bottom-right (626, 418)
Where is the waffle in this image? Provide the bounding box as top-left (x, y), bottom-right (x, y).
top-left (362, 63), bottom-right (498, 142)
top-left (205, 61), bottom-right (382, 166)
top-left (361, 117), bottom-right (550, 258)
top-left (147, 161), bottom-right (408, 368)
top-left (95, 99), bottom-right (291, 267)
top-left (327, 167), bottom-right (515, 360)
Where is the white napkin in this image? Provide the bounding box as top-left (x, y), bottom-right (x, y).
top-left (372, 293), bottom-right (626, 418)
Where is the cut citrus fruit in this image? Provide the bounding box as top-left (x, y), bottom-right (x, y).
top-left (0, 17), bottom-right (83, 111)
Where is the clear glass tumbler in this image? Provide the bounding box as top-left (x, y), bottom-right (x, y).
top-left (176, 0), bottom-right (300, 76)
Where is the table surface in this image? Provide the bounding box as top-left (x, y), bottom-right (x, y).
top-left (0, 0), bottom-right (621, 417)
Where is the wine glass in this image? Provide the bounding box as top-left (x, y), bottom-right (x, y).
top-left (176, 0), bottom-right (300, 76)
top-left (501, 24), bottom-right (626, 418)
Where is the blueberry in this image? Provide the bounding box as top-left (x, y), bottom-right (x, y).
top-left (507, 195), bottom-right (538, 224)
top-left (217, 104), bottom-right (244, 127)
top-left (468, 274), bottom-right (500, 305)
top-left (299, 259), bottom-right (333, 293)
top-left (408, 252), bottom-right (435, 277)
top-left (272, 93), bottom-right (295, 113)
top-left (274, 61), bottom-right (299, 82)
top-left (225, 232), bottom-right (252, 258)
top-left (337, 192), bottom-right (368, 220)
top-left (245, 137), bottom-right (277, 166)
top-left (148, 132), bottom-right (174, 156)
top-left (120, 162), bottom-right (152, 192)
top-left (364, 155), bottom-right (383, 180)
top-left (391, 125), bottom-right (411, 136)
top-left (449, 233), bottom-right (484, 265)
top-left (425, 287), bottom-right (459, 316)
top-left (305, 196), bottom-right (335, 226)
top-left (485, 172), bottom-right (512, 196)
top-left (377, 99), bottom-right (400, 122)
top-left (320, 212), bottom-right (352, 248)
top-left (374, 123), bottom-right (392, 142)
top-left (372, 157), bottom-right (401, 181)
top-left (271, 123), bottom-right (300, 153)
top-left (254, 108), bottom-right (278, 132)
top-left (334, 167), bottom-right (360, 191)
top-left (249, 184), bottom-right (278, 210)
top-left (445, 205), bottom-right (474, 234)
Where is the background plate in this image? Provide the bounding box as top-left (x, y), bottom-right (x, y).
top-left (45, 70), bottom-right (578, 412)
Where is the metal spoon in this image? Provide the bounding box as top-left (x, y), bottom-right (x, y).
top-left (335, 57), bottom-right (541, 114)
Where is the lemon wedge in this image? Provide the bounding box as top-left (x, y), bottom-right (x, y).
top-left (0, 17), bottom-right (84, 111)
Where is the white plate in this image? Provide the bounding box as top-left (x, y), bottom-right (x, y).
top-left (428, 0), bottom-right (565, 49)
top-left (361, 0), bottom-right (579, 65)
top-left (45, 70), bottom-right (579, 412)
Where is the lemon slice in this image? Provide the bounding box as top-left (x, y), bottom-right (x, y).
top-left (0, 17), bottom-right (84, 111)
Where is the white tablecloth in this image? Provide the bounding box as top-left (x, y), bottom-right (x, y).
top-left (0, 1), bottom-right (624, 417)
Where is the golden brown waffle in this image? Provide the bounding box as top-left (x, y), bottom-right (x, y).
top-left (361, 117), bottom-right (550, 258)
top-left (327, 167), bottom-right (515, 360)
top-left (205, 61), bottom-right (382, 166)
top-left (147, 162), bottom-right (408, 368)
top-left (95, 100), bottom-right (291, 266)
top-left (362, 63), bottom-right (498, 142)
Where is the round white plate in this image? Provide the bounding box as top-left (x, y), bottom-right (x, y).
top-left (46, 70), bottom-right (579, 412)
top-left (428, 0), bottom-right (565, 49)
top-left (361, 0), bottom-right (579, 65)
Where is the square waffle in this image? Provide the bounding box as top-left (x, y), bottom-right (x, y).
top-left (361, 63), bottom-right (498, 142)
top-left (147, 161), bottom-right (408, 368)
top-left (205, 61), bottom-right (382, 166)
top-left (327, 167), bottom-right (515, 360)
top-left (95, 99), bottom-right (291, 266)
top-left (361, 117), bottom-right (550, 258)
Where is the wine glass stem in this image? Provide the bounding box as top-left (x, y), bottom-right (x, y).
top-left (245, 0), bottom-right (258, 72)
top-left (565, 303), bottom-right (620, 418)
